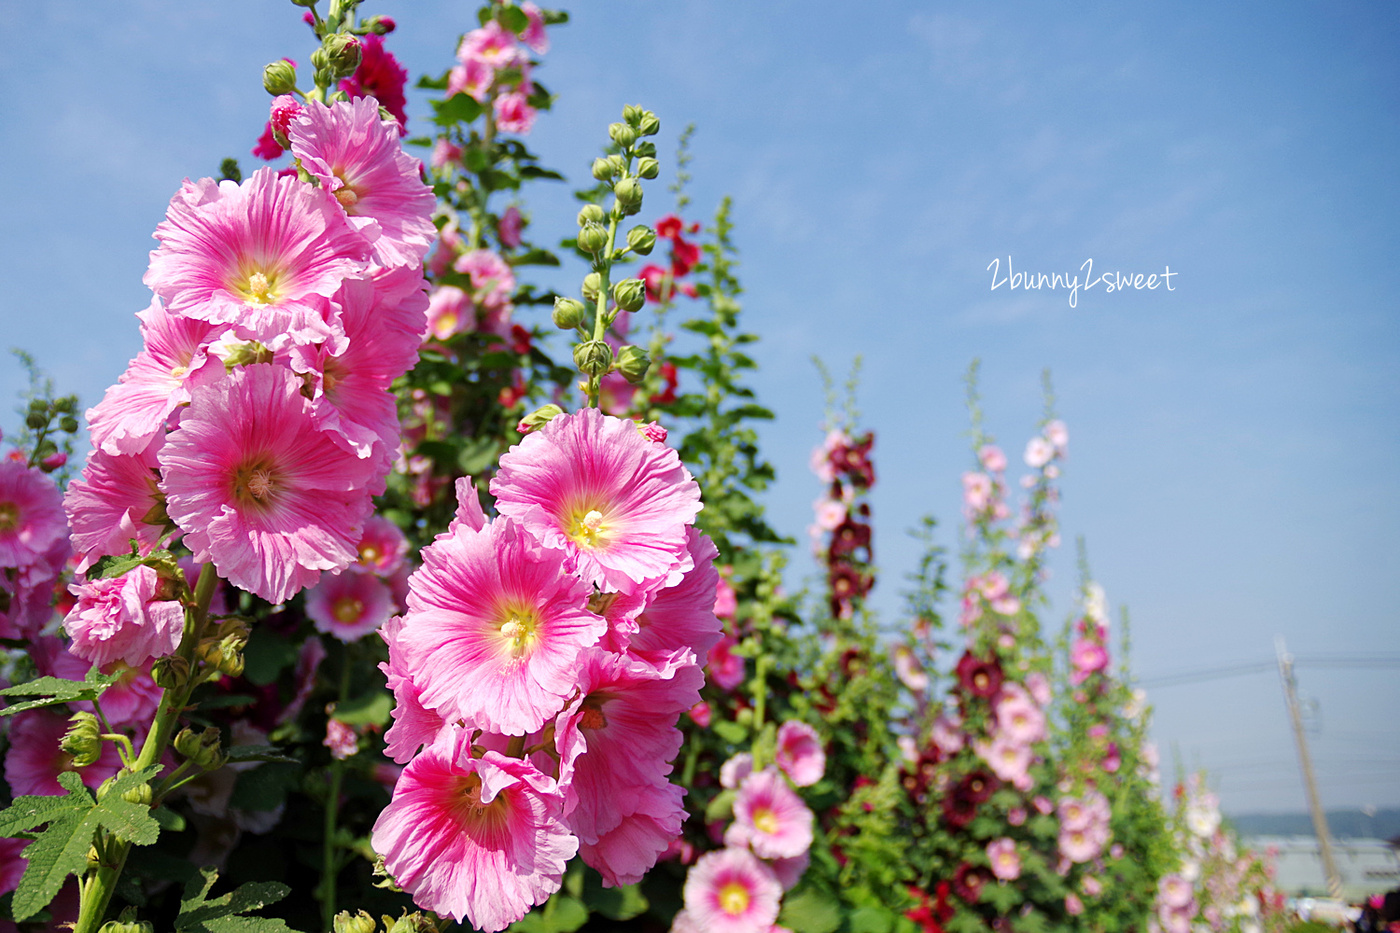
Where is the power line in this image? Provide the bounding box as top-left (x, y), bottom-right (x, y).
top-left (1140, 656), bottom-right (1400, 688)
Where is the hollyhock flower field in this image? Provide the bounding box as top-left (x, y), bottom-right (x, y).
top-left (0, 3), bottom-right (1293, 933)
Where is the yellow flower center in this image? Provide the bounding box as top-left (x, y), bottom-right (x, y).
top-left (332, 597), bottom-right (364, 624)
top-left (335, 186), bottom-right (360, 209)
top-left (498, 606), bottom-right (540, 658)
top-left (569, 508), bottom-right (607, 549)
top-left (752, 806), bottom-right (779, 836)
top-left (718, 882), bottom-right (750, 917)
top-left (0, 502), bottom-right (19, 532)
top-left (232, 458), bottom-right (279, 510)
top-left (245, 271), bottom-right (275, 305)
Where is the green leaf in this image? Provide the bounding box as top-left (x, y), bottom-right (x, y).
top-left (497, 5), bottom-right (529, 34)
top-left (151, 806), bottom-right (187, 833)
top-left (0, 767), bottom-right (161, 921)
top-left (333, 690), bottom-right (392, 728)
top-left (509, 893), bottom-right (588, 933)
top-left (711, 719), bottom-right (748, 745)
top-left (580, 869), bottom-right (647, 920)
top-left (850, 905), bottom-right (896, 933)
top-left (982, 882), bottom-right (1021, 914)
top-left (0, 666), bottom-right (119, 716)
top-left (225, 745), bottom-right (299, 765)
top-left (431, 93), bottom-right (482, 127)
top-left (241, 628), bottom-right (297, 687)
top-left (175, 867), bottom-right (304, 932)
top-left (777, 889), bottom-right (841, 933)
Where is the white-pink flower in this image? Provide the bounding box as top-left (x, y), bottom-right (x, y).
top-left (682, 847), bottom-right (783, 933)
top-left (774, 721), bottom-right (825, 787)
top-left (305, 567), bottom-right (393, 642)
top-left (1025, 436), bottom-right (1055, 468)
top-left (987, 837), bottom-right (1021, 881)
top-left (63, 566), bottom-right (183, 668)
top-left (724, 767), bottom-right (814, 859)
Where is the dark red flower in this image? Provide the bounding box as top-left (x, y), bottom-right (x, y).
top-left (252, 122), bottom-right (283, 161)
top-left (829, 518), bottom-right (872, 559)
top-left (954, 650), bottom-right (1004, 700)
top-left (952, 862), bottom-right (993, 903)
top-left (655, 214), bottom-right (685, 239)
top-left (649, 360), bottom-right (678, 406)
top-left (339, 34), bottom-right (409, 135)
top-left (670, 236), bottom-right (700, 276)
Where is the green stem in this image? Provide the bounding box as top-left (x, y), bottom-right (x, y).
top-left (319, 650), bottom-right (354, 932)
top-left (584, 213), bottom-right (622, 408)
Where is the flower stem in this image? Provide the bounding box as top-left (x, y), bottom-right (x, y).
top-left (319, 648), bottom-right (354, 932)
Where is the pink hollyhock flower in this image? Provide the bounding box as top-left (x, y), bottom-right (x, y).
top-left (1058, 820), bottom-right (1108, 864)
top-left (1034, 795), bottom-right (1054, 815)
top-left (424, 284), bottom-right (474, 340)
top-left (774, 720), bottom-right (825, 787)
top-left (454, 249), bottom-right (516, 315)
top-left (683, 847), bottom-right (782, 933)
top-left (64, 440), bottom-right (167, 574)
top-left (929, 713), bottom-right (965, 757)
top-left (371, 727), bottom-right (577, 932)
top-left (431, 138), bottom-right (462, 169)
top-left (494, 92), bottom-right (537, 134)
top-left (976, 735), bottom-right (1033, 789)
top-left (978, 444), bottom-right (1007, 473)
top-left (1008, 807), bottom-right (1027, 826)
top-left (306, 567), bottom-right (393, 642)
top-left (458, 20), bottom-right (527, 71)
top-left (269, 93), bottom-right (304, 141)
top-left (144, 168), bottom-right (369, 348)
top-left (398, 516), bottom-right (604, 736)
top-left (1026, 671), bottom-right (1052, 706)
top-left (706, 632), bottom-right (746, 691)
top-left (720, 752), bottom-right (754, 790)
top-left (498, 205), bottom-right (524, 248)
top-left (0, 460), bottom-right (66, 570)
top-left (987, 837), bottom-right (1021, 881)
top-left (63, 566), bottom-right (183, 668)
top-left (1070, 637), bottom-right (1109, 684)
top-left (253, 121), bottom-right (283, 160)
top-left (578, 780), bottom-right (685, 887)
top-left (378, 616), bottom-right (446, 763)
top-left (553, 649), bottom-right (701, 843)
top-left (86, 299), bottom-right (221, 456)
top-left (626, 529), bottom-right (723, 667)
top-left (491, 407), bottom-right (702, 593)
top-left (3, 708), bottom-right (123, 797)
top-left (1082, 875), bottom-right (1103, 897)
top-left (813, 497), bottom-right (846, 531)
top-left (1066, 893), bottom-right (1085, 916)
top-left (713, 573), bottom-right (737, 619)
top-left (520, 2), bottom-right (549, 52)
top-left (338, 33), bottom-right (409, 134)
top-left (995, 689), bottom-right (1047, 746)
top-left (158, 364), bottom-right (377, 604)
top-left (1158, 873), bottom-right (1193, 909)
top-left (446, 57), bottom-right (494, 101)
top-left (962, 471), bottom-right (992, 512)
top-left (1058, 795), bottom-right (1094, 831)
top-left (894, 644), bottom-right (929, 691)
top-left (724, 767), bottom-right (814, 859)
top-left (769, 851), bottom-right (810, 891)
top-left (323, 718), bottom-right (358, 760)
top-left (289, 97), bottom-right (435, 267)
top-left (1025, 436), bottom-right (1055, 468)
top-left (689, 700), bottom-right (711, 727)
top-left (1046, 419), bottom-right (1069, 451)
top-left (355, 515), bottom-right (408, 575)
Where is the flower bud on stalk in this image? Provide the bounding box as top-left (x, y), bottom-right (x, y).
top-left (174, 726), bottom-right (227, 771)
top-left (552, 297), bottom-right (587, 330)
top-left (636, 157), bottom-right (660, 180)
top-left (98, 921), bottom-right (155, 933)
top-left (577, 204), bottom-right (605, 226)
top-left (616, 345), bottom-right (651, 385)
top-left (121, 781), bottom-right (153, 807)
top-left (61, 712), bottom-right (103, 768)
top-left (608, 122), bottom-right (638, 149)
top-left (622, 103), bottom-right (645, 126)
top-left (263, 60), bottom-right (298, 96)
top-left (581, 272), bottom-right (602, 303)
top-left (574, 340), bottom-right (614, 378)
top-left (323, 34), bottom-right (362, 79)
top-left (333, 912), bottom-right (377, 933)
top-left (517, 404), bottom-right (564, 435)
top-left (638, 111), bottom-right (661, 136)
top-left (591, 158), bottom-right (614, 181)
top-left (613, 278), bottom-right (646, 313)
top-left (605, 154), bottom-right (627, 177)
top-left (151, 655), bottom-right (190, 690)
top-left (614, 177), bottom-right (643, 215)
top-left (626, 225), bottom-right (656, 255)
top-left (577, 222), bottom-right (608, 255)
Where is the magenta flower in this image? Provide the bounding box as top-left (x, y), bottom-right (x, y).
top-left (706, 632), bottom-right (746, 691)
top-left (158, 364), bottom-right (377, 604)
top-left (494, 92), bottom-right (537, 134)
top-left (306, 567), bottom-right (393, 642)
top-left (323, 719), bottom-right (359, 760)
top-left (371, 727), bottom-right (577, 932)
top-left (491, 407), bottom-right (702, 593)
top-left (724, 767), bottom-right (814, 859)
top-left (289, 98), bottom-right (435, 268)
top-left (994, 688), bottom-right (1047, 746)
top-left (774, 720), bottom-right (825, 787)
top-left (64, 441), bottom-right (167, 574)
top-left (578, 780), bottom-right (685, 887)
top-left (355, 515), bottom-right (409, 575)
top-left (498, 205), bottom-right (524, 248)
top-left (0, 460), bottom-right (66, 570)
top-left (86, 299), bottom-right (221, 456)
top-left (378, 616), bottom-right (446, 764)
top-left (987, 837), bottom-right (1021, 881)
top-left (3, 708), bottom-right (123, 797)
top-left (682, 847), bottom-right (783, 933)
top-left (1070, 637), bottom-right (1109, 685)
top-left (398, 517), bottom-right (604, 735)
top-left (144, 168), bottom-right (369, 348)
top-left (63, 566), bottom-right (183, 669)
top-left (626, 528), bottom-right (723, 667)
top-left (520, 2), bottom-right (550, 53)
top-left (454, 249), bottom-right (516, 316)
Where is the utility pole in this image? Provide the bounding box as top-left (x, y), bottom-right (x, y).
top-left (1275, 636), bottom-right (1342, 899)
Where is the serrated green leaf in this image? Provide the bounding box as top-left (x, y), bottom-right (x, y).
top-left (333, 690), bottom-right (392, 727)
top-left (431, 93), bottom-right (482, 127)
top-left (778, 889), bottom-right (841, 933)
top-left (0, 667), bottom-right (118, 716)
top-left (175, 867), bottom-right (304, 933)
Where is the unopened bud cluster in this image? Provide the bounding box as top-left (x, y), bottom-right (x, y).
top-left (23, 394), bottom-right (79, 472)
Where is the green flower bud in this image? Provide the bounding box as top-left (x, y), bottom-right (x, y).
top-left (25, 411), bottom-right (46, 430)
top-left (55, 396), bottom-right (77, 414)
top-left (517, 404), bottom-right (564, 435)
top-left (591, 158), bottom-right (614, 181)
top-left (576, 204), bottom-right (606, 226)
top-left (262, 60), bottom-right (298, 96)
top-left (573, 340), bottom-right (614, 378)
top-left (581, 272), bottom-right (602, 303)
top-left (98, 922), bottom-right (154, 933)
top-left (310, 48), bottom-right (330, 74)
top-left (606, 154), bottom-right (627, 177)
top-left (551, 297), bottom-right (587, 330)
top-left (174, 726), bottom-right (227, 771)
top-left (223, 341), bottom-right (275, 372)
top-left (151, 655), bottom-right (190, 690)
top-left (61, 712), bottom-right (103, 768)
top-left (333, 911), bottom-right (378, 933)
top-left (612, 278), bottom-right (646, 314)
top-left (362, 15), bottom-right (396, 36)
top-left (323, 33), bottom-right (362, 79)
top-left (614, 177), bottom-right (643, 215)
top-left (636, 157), bottom-right (660, 180)
top-left (638, 111), bottom-right (661, 136)
top-left (634, 141), bottom-right (657, 158)
top-left (622, 104), bottom-right (645, 127)
top-left (608, 122), bottom-right (638, 149)
top-left (576, 222), bottom-right (609, 254)
top-left (121, 781), bottom-right (153, 807)
top-left (626, 225), bottom-right (656, 256)
top-left (385, 913), bottom-right (438, 933)
top-left (60, 415), bottom-right (80, 433)
top-left (615, 345), bottom-right (650, 385)
top-left (27, 399), bottom-right (48, 414)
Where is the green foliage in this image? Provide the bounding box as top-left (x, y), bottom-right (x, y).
top-left (0, 666), bottom-right (118, 717)
top-left (174, 868), bottom-right (305, 932)
top-left (0, 768), bottom-right (161, 921)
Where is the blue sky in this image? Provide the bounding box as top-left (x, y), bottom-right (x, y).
top-left (3, 1), bottom-right (1397, 815)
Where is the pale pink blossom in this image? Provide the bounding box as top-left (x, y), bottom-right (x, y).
top-left (63, 566), bottom-right (183, 669)
top-left (491, 407), bottom-right (701, 593)
top-left (769, 851), bottom-right (810, 891)
top-left (978, 444), bottom-right (1007, 473)
top-left (976, 735), bottom-right (1033, 789)
top-left (323, 718), bottom-right (358, 759)
top-left (683, 847), bottom-right (782, 933)
top-left (987, 837), bottom-right (1021, 881)
top-left (725, 767), bottom-right (814, 859)
top-left (578, 780), bottom-right (685, 886)
top-left (371, 727), bottom-right (576, 932)
top-left (813, 497), bottom-right (846, 531)
top-left (520, 2), bottom-right (549, 53)
top-left (454, 249), bottom-right (517, 319)
top-left (1070, 637), bottom-right (1109, 685)
top-left (1058, 820), bottom-right (1109, 864)
top-left (706, 632), bottom-right (746, 691)
top-left (446, 57), bottom-right (494, 102)
top-left (713, 573), bottom-right (737, 619)
top-left (1026, 671), bottom-right (1052, 706)
top-left (494, 92), bottom-right (537, 134)
top-left (355, 515), bottom-right (409, 575)
top-left (498, 205), bottom-right (524, 248)
top-left (962, 471), bottom-right (992, 512)
top-left (929, 713), bottom-right (965, 756)
top-left (1046, 419), bottom-right (1069, 451)
top-left (458, 20), bottom-right (527, 71)
top-left (774, 721), bottom-right (825, 787)
top-left (64, 441), bottom-right (169, 574)
top-left (720, 752), bottom-right (754, 790)
top-left (1024, 436), bottom-right (1055, 469)
top-left (159, 364), bottom-right (377, 604)
top-left (994, 689), bottom-right (1047, 746)
top-left (305, 567), bottom-right (393, 641)
top-left (1066, 893), bottom-right (1085, 916)
top-left (893, 644), bottom-right (929, 691)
